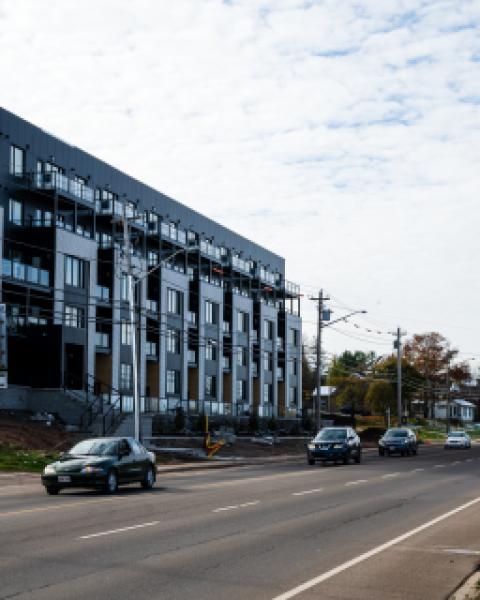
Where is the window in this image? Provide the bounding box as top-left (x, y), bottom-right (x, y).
top-left (237, 346), bottom-right (247, 366)
top-left (147, 250), bottom-right (159, 267)
top-left (167, 329), bottom-right (180, 354)
top-left (263, 351), bottom-right (272, 372)
top-left (8, 199), bottom-right (22, 225)
top-left (65, 305), bottom-right (84, 328)
top-left (65, 256), bottom-right (85, 288)
top-left (289, 386), bottom-right (297, 406)
top-left (205, 339), bottom-right (217, 361)
top-left (166, 370), bottom-right (180, 395)
top-left (205, 375), bottom-right (216, 397)
top-left (9, 145), bottom-right (24, 177)
top-left (288, 359), bottom-right (297, 376)
top-left (205, 300), bottom-right (218, 325)
top-left (120, 363), bottom-right (133, 389)
top-left (121, 320), bottom-right (132, 345)
top-left (120, 276), bottom-right (129, 301)
top-left (167, 288), bottom-right (181, 315)
top-left (289, 328), bottom-right (299, 347)
top-left (236, 379), bottom-right (246, 401)
top-left (263, 383), bottom-right (272, 404)
top-left (237, 311), bottom-right (248, 333)
top-left (263, 319), bottom-right (274, 340)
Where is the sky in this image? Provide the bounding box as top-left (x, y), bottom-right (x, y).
top-left (0, 0), bottom-right (479, 371)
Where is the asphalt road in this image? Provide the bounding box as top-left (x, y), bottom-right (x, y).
top-left (0, 445), bottom-right (479, 600)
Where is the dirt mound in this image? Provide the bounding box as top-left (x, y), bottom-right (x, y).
top-left (0, 416), bottom-right (84, 451)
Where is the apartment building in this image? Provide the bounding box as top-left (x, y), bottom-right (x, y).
top-left (0, 107), bottom-right (302, 424)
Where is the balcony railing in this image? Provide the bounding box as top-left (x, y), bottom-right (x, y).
top-left (146, 299), bottom-right (158, 313)
top-left (96, 285), bottom-right (110, 303)
top-left (34, 172), bottom-right (94, 204)
top-left (95, 332), bottom-right (110, 349)
top-left (2, 259), bottom-right (49, 287)
top-left (146, 342), bottom-right (157, 357)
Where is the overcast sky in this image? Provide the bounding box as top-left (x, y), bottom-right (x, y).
top-left (1, 0), bottom-right (479, 370)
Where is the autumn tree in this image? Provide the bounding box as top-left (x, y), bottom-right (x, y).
top-left (364, 380), bottom-right (395, 422)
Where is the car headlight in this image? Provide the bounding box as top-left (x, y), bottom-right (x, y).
top-left (307, 443), bottom-right (315, 450)
top-left (43, 464), bottom-right (56, 475)
top-left (81, 465), bottom-right (105, 474)
top-left (379, 439), bottom-right (385, 446)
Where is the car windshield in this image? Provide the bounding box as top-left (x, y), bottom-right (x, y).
top-left (314, 429), bottom-right (347, 442)
top-left (449, 432), bottom-right (465, 438)
top-left (384, 430), bottom-right (408, 438)
top-left (67, 440), bottom-right (118, 457)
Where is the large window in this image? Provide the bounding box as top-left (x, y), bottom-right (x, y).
top-left (263, 319), bottom-right (274, 340)
top-left (205, 300), bottom-right (218, 325)
top-left (8, 199), bottom-right (23, 226)
top-left (288, 359), bottom-right (297, 376)
top-left (167, 288), bottom-right (182, 315)
top-left (167, 329), bottom-right (180, 354)
top-left (166, 370), bottom-right (180, 395)
top-left (205, 339), bottom-right (217, 361)
top-left (237, 311), bottom-right (248, 333)
top-left (205, 375), bottom-right (216, 398)
top-left (289, 328), bottom-right (299, 347)
top-left (263, 351), bottom-right (272, 372)
top-left (237, 346), bottom-right (248, 366)
top-left (236, 379), bottom-right (246, 401)
top-left (9, 145), bottom-right (24, 177)
top-left (65, 305), bottom-right (84, 328)
top-left (289, 386), bottom-right (297, 406)
top-left (121, 320), bottom-right (132, 345)
top-left (65, 256), bottom-right (85, 288)
top-left (120, 363), bottom-right (133, 390)
top-left (263, 383), bottom-right (272, 404)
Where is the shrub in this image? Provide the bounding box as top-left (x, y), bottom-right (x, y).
top-left (173, 407), bottom-right (186, 433)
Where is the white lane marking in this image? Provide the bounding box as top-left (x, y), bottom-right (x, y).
top-left (79, 521), bottom-right (160, 540)
top-left (381, 473), bottom-right (399, 479)
top-left (213, 501), bottom-right (260, 513)
top-left (443, 548), bottom-right (480, 556)
top-left (434, 464), bottom-right (445, 468)
top-left (412, 468), bottom-right (425, 473)
top-left (345, 480), bottom-right (368, 486)
top-left (292, 488), bottom-right (324, 496)
top-left (452, 461), bottom-right (461, 465)
top-left (271, 496), bottom-right (480, 600)
top-left (465, 458), bottom-right (473, 462)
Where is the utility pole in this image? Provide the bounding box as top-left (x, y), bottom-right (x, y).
top-left (122, 204), bottom-right (140, 441)
top-left (310, 290), bottom-right (330, 432)
top-left (393, 327), bottom-right (406, 426)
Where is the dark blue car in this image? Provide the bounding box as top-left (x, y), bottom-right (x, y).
top-left (306, 427), bottom-right (362, 465)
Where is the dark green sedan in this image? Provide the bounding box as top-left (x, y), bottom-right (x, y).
top-left (41, 437), bottom-right (156, 495)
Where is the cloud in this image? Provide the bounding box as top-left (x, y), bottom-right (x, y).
top-left (0, 0), bottom-right (479, 363)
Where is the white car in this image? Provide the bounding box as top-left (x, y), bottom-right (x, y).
top-left (444, 431), bottom-right (471, 449)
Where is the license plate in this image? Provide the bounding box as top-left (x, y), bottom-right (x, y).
top-left (58, 475), bottom-right (71, 483)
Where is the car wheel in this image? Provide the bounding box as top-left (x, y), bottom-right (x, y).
top-left (354, 450), bottom-right (361, 464)
top-left (412, 447), bottom-right (417, 455)
top-left (141, 466), bottom-right (155, 489)
top-left (379, 449), bottom-right (385, 456)
top-left (45, 486), bottom-right (60, 495)
top-left (308, 458), bottom-right (315, 466)
top-left (104, 469), bottom-right (118, 494)
top-left (401, 450), bottom-right (406, 457)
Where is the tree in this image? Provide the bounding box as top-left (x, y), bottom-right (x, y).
top-left (374, 355), bottom-right (424, 415)
top-left (333, 377), bottom-right (370, 416)
top-left (328, 350), bottom-right (377, 384)
top-left (364, 380), bottom-right (395, 422)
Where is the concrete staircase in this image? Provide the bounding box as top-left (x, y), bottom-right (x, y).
top-left (108, 413), bottom-right (153, 439)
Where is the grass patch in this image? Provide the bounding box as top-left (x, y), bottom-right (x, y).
top-left (0, 444), bottom-right (59, 473)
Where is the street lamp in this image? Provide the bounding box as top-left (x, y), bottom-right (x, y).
top-left (311, 290), bottom-right (366, 432)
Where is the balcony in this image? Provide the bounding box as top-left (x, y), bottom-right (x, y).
top-left (251, 330), bottom-right (258, 343)
top-left (187, 311), bottom-right (197, 327)
top-left (96, 285), bottom-right (110, 303)
top-left (252, 363), bottom-right (258, 378)
top-left (276, 337), bottom-right (284, 351)
top-left (34, 172), bottom-right (94, 204)
top-left (2, 259), bottom-right (50, 287)
top-left (146, 342), bottom-right (158, 359)
top-left (95, 332), bottom-right (110, 350)
top-left (146, 299), bottom-right (158, 314)
top-left (188, 350), bottom-right (197, 365)
top-left (222, 356), bottom-right (231, 371)
top-left (277, 367), bottom-right (284, 380)
top-left (222, 321), bottom-right (231, 335)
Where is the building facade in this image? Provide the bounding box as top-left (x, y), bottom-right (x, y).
top-left (0, 107), bottom-right (302, 423)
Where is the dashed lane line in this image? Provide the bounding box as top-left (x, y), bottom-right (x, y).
top-left (213, 501), bottom-right (260, 513)
top-left (79, 521), bottom-right (160, 540)
top-left (345, 480), bottom-right (368, 486)
top-left (381, 473), bottom-right (399, 479)
top-left (292, 488), bottom-right (324, 497)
